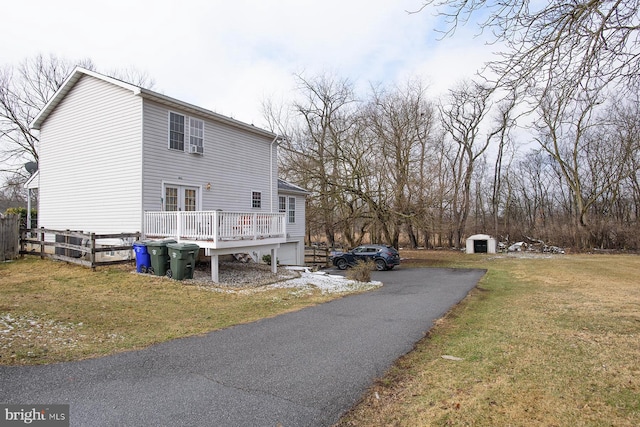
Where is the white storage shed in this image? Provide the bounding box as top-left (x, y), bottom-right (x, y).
top-left (466, 234), bottom-right (497, 254)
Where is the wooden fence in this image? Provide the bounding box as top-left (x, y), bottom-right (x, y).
top-left (20, 228), bottom-right (140, 269)
top-left (1, 214), bottom-right (20, 261)
top-left (304, 246), bottom-right (330, 267)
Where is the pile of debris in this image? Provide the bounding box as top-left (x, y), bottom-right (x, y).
top-left (501, 236), bottom-right (565, 254)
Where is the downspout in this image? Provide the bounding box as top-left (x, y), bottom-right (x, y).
top-left (270, 135), bottom-right (281, 213)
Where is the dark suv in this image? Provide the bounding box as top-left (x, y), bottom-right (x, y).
top-left (332, 244), bottom-right (400, 271)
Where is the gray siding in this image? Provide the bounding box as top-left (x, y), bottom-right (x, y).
top-left (141, 99), bottom-right (278, 213)
top-left (38, 75), bottom-right (142, 233)
top-left (279, 192), bottom-right (307, 265)
top-left (282, 193), bottom-right (306, 238)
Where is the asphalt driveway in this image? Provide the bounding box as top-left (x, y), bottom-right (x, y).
top-left (0, 267), bottom-right (485, 426)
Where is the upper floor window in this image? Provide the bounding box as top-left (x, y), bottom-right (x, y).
top-left (189, 118), bottom-right (204, 154)
top-left (252, 191), bottom-right (262, 209)
top-left (169, 112), bottom-right (185, 151)
top-left (279, 196), bottom-right (286, 213)
top-left (288, 197), bottom-right (296, 223)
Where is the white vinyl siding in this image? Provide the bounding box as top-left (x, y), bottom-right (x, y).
top-left (38, 74), bottom-right (142, 234)
top-left (142, 99), bottom-right (278, 213)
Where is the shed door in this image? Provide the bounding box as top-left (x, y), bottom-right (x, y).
top-left (164, 185), bottom-right (199, 211)
top-left (474, 239), bottom-right (488, 253)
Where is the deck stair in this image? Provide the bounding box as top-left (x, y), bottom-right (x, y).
top-left (233, 253), bottom-right (254, 263)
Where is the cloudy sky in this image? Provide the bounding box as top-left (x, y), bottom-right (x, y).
top-left (1, 0), bottom-right (495, 128)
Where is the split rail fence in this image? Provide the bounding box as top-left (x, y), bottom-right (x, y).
top-left (304, 246), bottom-right (330, 267)
top-left (20, 228), bottom-right (140, 269)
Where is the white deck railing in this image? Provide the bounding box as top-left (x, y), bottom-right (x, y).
top-left (144, 211), bottom-right (286, 245)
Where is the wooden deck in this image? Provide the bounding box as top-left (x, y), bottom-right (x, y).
top-left (144, 211), bottom-right (287, 282)
top-left (144, 211), bottom-right (286, 248)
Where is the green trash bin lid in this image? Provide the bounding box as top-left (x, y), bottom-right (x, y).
top-left (146, 239), bottom-right (177, 247)
top-left (166, 243), bottom-right (200, 251)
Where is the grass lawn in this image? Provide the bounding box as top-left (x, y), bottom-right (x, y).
top-left (2, 251), bottom-right (639, 426)
top-left (0, 257), bottom-right (347, 365)
top-left (337, 251), bottom-right (640, 426)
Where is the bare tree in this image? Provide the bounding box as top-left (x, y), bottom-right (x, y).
top-left (439, 79), bottom-right (495, 247)
top-left (364, 79), bottom-right (437, 248)
top-left (489, 96), bottom-right (518, 237)
top-left (274, 73), bottom-right (360, 247)
top-left (415, 0), bottom-right (640, 99)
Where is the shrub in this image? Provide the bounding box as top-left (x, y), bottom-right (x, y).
top-left (261, 254), bottom-right (279, 266)
top-left (5, 207), bottom-right (37, 228)
top-left (346, 259), bottom-right (375, 282)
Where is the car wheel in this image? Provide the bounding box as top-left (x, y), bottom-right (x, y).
top-left (336, 258), bottom-right (348, 270)
top-left (374, 259), bottom-right (387, 271)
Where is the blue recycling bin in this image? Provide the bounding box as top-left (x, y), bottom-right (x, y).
top-left (133, 241), bottom-right (151, 273)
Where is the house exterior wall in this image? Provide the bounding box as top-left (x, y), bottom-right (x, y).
top-left (277, 191), bottom-right (306, 265)
top-left (37, 75), bottom-right (142, 234)
top-left (141, 99), bottom-right (278, 215)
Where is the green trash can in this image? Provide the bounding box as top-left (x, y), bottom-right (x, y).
top-left (145, 239), bottom-right (177, 276)
top-left (166, 243), bottom-right (200, 280)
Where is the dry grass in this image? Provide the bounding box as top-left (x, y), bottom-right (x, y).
top-left (0, 257), bottom-right (341, 365)
top-left (337, 250), bottom-right (640, 426)
top-left (346, 260), bottom-right (375, 282)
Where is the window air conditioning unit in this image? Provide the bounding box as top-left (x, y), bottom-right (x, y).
top-left (189, 145), bottom-right (200, 154)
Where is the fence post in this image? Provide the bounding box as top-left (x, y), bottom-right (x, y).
top-left (40, 228), bottom-right (45, 259)
top-left (90, 233), bottom-right (96, 270)
top-left (19, 227), bottom-right (24, 258)
top-left (176, 211), bottom-right (182, 241)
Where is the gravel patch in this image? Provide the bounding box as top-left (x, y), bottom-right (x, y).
top-left (189, 261), bottom-right (300, 287)
top-left (187, 261), bottom-right (382, 295)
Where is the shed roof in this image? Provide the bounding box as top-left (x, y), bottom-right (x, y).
top-left (278, 179), bottom-right (309, 195)
top-left (466, 234), bottom-right (494, 240)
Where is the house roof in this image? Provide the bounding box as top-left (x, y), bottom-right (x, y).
top-left (30, 67), bottom-right (277, 140)
top-left (278, 179), bottom-right (309, 195)
top-left (24, 170), bottom-right (39, 190)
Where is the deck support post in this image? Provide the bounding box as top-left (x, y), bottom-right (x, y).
top-left (270, 248), bottom-right (277, 274)
top-left (211, 254), bottom-right (219, 282)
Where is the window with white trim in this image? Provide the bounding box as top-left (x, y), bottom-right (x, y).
top-left (189, 118), bottom-right (204, 154)
top-left (169, 112), bottom-right (185, 151)
top-left (252, 191), bottom-right (262, 209)
top-left (288, 197), bottom-right (296, 224)
top-left (164, 184), bottom-right (199, 211)
top-left (165, 187), bottom-right (178, 211)
top-left (279, 196), bottom-right (286, 213)
top-left (184, 188), bottom-right (197, 211)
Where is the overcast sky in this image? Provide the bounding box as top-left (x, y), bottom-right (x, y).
top-left (1, 0), bottom-right (495, 128)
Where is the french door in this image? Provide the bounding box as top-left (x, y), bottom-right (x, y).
top-left (164, 185), bottom-right (199, 211)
